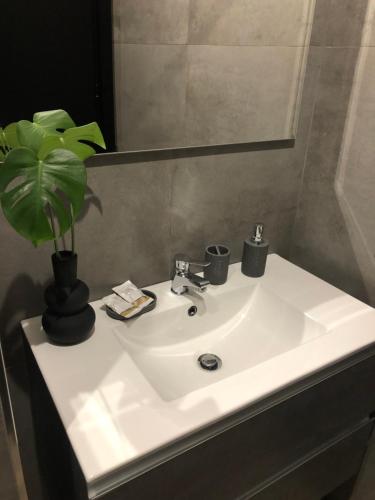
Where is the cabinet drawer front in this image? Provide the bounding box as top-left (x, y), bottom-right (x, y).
top-left (250, 422), bottom-right (373, 500)
top-left (106, 355), bottom-right (375, 500)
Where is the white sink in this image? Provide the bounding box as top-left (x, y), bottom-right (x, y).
top-left (21, 254), bottom-right (375, 495)
top-left (114, 281), bottom-right (326, 401)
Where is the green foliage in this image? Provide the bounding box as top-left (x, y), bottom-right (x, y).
top-left (17, 109), bottom-right (76, 153)
top-left (0, 148), bottom-right (86, 246)
top-left (0, 130), bottom-right (6, 161)
top-left (38, 122), bottom-right (106, 160)
top-left (0, 123), bottom-right (20, 160)
top-left (0, 109), bottom-right (106, 247)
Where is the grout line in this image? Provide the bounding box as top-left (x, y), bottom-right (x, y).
top-left (114, 41), bottom-right (313, 48)
top-left (310, 44), bottom-right (375, 48)
top-left (113, 41), bottom-right (375, 49)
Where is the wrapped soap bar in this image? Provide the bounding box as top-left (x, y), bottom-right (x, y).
top-left (113, 280), bottom-right (145, 303)
top-left (103, 281), bottom-right (153, 318)
top-left (102, 294), bottom-right (134, 317)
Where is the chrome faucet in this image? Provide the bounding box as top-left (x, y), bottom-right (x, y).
top-left (171, 254), bottom-right (210, 295)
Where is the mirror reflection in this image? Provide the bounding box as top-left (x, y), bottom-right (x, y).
top-left (113, 0), bottom-right (315, 151)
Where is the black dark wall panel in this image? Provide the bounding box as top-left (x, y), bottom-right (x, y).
top-left (2, 0), bottom-right (115, 150)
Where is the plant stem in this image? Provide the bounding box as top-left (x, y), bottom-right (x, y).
top-left (48, 205), bottom-right (61, 258)
top-left (70, 205), bottom-right (75, 254)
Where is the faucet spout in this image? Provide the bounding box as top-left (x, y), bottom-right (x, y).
top-left (187, 272), bottom-right (210, 291)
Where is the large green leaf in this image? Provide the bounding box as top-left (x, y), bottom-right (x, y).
top-left (0, 129), bottom-right (6, 160)
top-left (17, 109), bottom-right (76, 153)
top-left (0, 147), bottom-right (86, 246)
top-left (3, 123), bottom-right (21, 148)
top-left (33, 110), bottom-right (76, 131)
top-left (0, 124), bottom-right (20, 159)
top-left (38, 122), bottom-right (106, 160)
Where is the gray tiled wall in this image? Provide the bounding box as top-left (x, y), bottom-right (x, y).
top-left (187, 0), bottom-right (309, 46)
top-left (290, 0), bottom-right (373, 304)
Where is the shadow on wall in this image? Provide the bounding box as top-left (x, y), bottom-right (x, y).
top-left (292, 187), bottom-right (370, 304)
top-left (0, 274), bottom-right (45, 368)
top-left (77, 186), bottom-right (103, 222)
top-left (291, 0), bottom-right (373, 305)
top-left (334, 0), bottom-right (375, 306)
top-left (0, 274), bottom-right (48, 499)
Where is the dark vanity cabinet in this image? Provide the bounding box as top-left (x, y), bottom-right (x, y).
top-left (27, 342), bottom-right (375, 500)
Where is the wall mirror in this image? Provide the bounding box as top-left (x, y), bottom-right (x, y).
top-left (113, 0), bottom-right (315, 152)
top-left (3, 0), bottom-right (315, 155)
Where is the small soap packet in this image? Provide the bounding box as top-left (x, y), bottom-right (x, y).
top-left (103, 281), bottom-right (153, 319)
top-left (113, 281), bottom-right (145, 303)
top-left (102, 293), bottom-right (134, 318)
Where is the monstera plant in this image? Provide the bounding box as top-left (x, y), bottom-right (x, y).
top-left (0, 109), bottom-right (105, 250)
top-left (0, 110), bottom-right (106, 345)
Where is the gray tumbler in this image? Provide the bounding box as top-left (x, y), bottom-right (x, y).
top-left (204, 245), bottom-right (231, 285)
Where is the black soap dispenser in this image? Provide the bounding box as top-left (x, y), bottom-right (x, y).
top-left (241, 223), bottom-right (269, 277)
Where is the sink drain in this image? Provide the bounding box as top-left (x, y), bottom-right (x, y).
top-left (188, 305), bottom-right (198, 317)
top-left (198, 353), bottom-right (222, 371)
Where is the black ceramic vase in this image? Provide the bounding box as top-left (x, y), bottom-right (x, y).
top-left (42, 251), bottom-right (95, 345)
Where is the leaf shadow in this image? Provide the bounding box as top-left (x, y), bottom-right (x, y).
top-left (77, 186), bottom-right (103, 221)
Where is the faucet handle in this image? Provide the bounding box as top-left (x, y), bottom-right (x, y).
top-left (189, 260), bottom-right (210, 269)
top-left (174, 254), bottom-right (210, 274)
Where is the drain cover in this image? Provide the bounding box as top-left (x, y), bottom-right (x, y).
top-left (188, 305), bottom-right (198, 316)
top-left (198, 353), bottom-right (222, 371)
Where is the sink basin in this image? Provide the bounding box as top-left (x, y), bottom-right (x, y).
top-left (22, 253), bottom-right (375, 492)
top-left (114, 267), bottom-right (327, 401)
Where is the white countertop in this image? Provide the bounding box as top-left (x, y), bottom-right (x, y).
top-left (22, 255), bottom-right (375, 498)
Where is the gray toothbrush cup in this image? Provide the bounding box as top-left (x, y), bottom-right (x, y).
top-left (204, 245), bottom-right (231, 285)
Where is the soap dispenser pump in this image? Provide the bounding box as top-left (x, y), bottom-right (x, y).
top-left (241, 223), bottom-right (269, 277)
